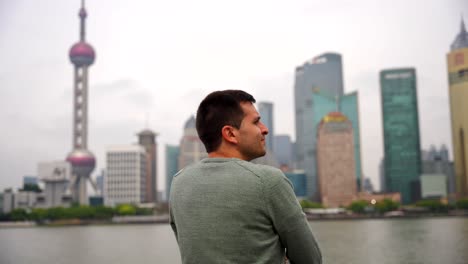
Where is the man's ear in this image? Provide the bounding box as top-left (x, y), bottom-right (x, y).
top-left (221, 125), bottom-right (238, 144)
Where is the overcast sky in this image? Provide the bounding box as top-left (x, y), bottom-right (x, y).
top-left (1, 0), bottom-right (466, 192)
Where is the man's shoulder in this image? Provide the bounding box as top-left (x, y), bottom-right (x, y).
top-left (233, 160), bottom-right (286, 186)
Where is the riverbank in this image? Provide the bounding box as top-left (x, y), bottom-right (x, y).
top-left (1, 211), bottom-right (468, 227)
top-left (305, 209), bottom-right (468, 220)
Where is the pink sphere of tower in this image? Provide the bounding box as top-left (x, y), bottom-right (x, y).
top-left (66, 149), bottom-right (96, 177)
top-left (69, 41), bottom-right (95, 66)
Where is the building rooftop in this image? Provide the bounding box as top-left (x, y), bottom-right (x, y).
top-left (451, 17), bottom-right (468, 51)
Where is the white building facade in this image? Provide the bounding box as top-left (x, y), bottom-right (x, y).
top-left (38, 160), bottom-right (72, 208)
top-left (105, 145), bottom-right (147, 207)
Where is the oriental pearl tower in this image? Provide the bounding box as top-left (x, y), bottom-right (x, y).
top-left (66, 0), bottom-right (96, 205)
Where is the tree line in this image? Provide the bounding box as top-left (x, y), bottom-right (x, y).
top-left (300, 198), bottom-right (468, 214)
top-left (0, 203), bottom-right (153, 222)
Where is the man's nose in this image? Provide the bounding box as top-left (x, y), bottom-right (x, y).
top-left (260, 122), bottom-right (269, 135)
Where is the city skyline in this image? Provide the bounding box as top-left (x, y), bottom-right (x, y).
top-left (0, 0), bottom-right (466, 192)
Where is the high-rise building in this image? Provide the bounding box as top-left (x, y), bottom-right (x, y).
top-left (362, 178), bottom-right (375, 193)
top-left (379, 158), bottom-right (385, 192)
top-left (294, 53), bottom-right (345, 200)
top-left (23, 176), bottom-right (38, 186)
top-left (251, 102), bottom-right (278, 167)
top-left (178, 115), bottom-right (207, 170)
top-left (165, 145), bottom-right (180, 201)
top-left (316, 112), bottom-right (357, 207)
top-left (420, 174), bottom-right (448, 199)
top-left (380, 68), bottom-right (421, 204)
top-left (294, 53), bottom-right (362, 200)
top-left (137, 129), bottom-right (158, 203)
top-left (313, 90), bottom-right (362, 189)
top-left (65, 1), bottom-right (97, 205)
top-left (258, 102), bottom-right (274, 152)
top-left (96, 169), bottom-right (105, 196)
top-left (421, 145), bottom-right (455, 199)
top-left (447, 18), bottom-right (468, 198)
top-left (274, 135), bottom-right (293, 169)
top-left (284, 171), bottom-right (307, 198)
top-left (105, 145), bottom-right (147, 207)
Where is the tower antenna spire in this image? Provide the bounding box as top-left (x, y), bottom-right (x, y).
top-left (79, 0), bottom-right (87, 41)
top-left (462, 14), bottom-right (466, 32)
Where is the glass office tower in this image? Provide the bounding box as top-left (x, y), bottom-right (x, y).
top-left (165, 145), bottom-right (180, 201)
top-left (294, 53), bottom-right (344, 200)
top-left (294, 53), bottom-right (364, 199)
top-left (258, 102), bottom-right (274, 152)
top-left (380, 68), bottom-right (421, 204)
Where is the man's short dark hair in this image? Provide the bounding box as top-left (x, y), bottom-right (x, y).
top-left (196, 90), bottom-right (256, 152)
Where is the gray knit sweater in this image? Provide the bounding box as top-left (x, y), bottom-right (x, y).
top-left (169, 158), bottom-right (322, 264)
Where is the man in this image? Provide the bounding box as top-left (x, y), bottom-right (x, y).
top-left (170, 90), bottom-right (322, 264)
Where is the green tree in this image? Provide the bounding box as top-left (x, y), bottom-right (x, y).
top-left (71, 206), bottom-right (96, 219)
top-left (415, 200), bottom-right (449, 213)
top-left (10, 208), bottom-right (29, 221)
top-left (22, 183), bottom-right (42, 193)
top-left (94, 206), bottom-right (115, 219)
top-left (116, 204), bottom-right (137, 216)
top-left (456, 198), bottom-right (468, 210)
top-left (30, 208), bottom-right (48, 222)
top-left (374, 199), bottom-right (400, 214)
top-left (0, 212), bottom-right (10, 221)
top-left (348, 200), bottom-right (368, 214)
top-left (47, 207), bottom-right (67, 220)
top-left (136, 207), bottom-right (153, 215)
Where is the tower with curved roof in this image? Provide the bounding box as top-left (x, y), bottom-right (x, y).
top-left (447, 17), bottom-right (468, 198)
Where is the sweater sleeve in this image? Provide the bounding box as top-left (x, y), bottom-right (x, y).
top-left (265, 175), bottom-right (322, 264)
top-left (169, 203), bottom-right (178, 242)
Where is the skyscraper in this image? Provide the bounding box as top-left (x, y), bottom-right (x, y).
top-left (23, 176), bottom-right (38, 186)
top-left (379, 158), bottom-right (385, 192)
top-left (447, 17), bottom-right (468, 198)
top-left (65, 0), bottom-right (97, 205)
top-left (313, 90), bottom-right (363, 189)
top-left (273, 135), bottom-right (293, 169)
top-left (137, 129), bottom-right (158, 203)
top-left (105, 145), bottom-right (147, 207)
top-left (294, 53), bottom-right (344, 200)
top-left (421, 145), bottom-right (455, 198)
top-left (316, 112), bottom-right (357, 207)
top-left (380, 68), bottom-right (421, 204)
top-left (258, 102), bottom-right (274, 152)
top-left (178, 115), bottom-right (207, 170)
top-left (165, 144), bottom-right (180, 201)
top-left (252, 102), bottom-right (278, 167)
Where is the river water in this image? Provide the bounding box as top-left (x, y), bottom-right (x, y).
top-left (1, 217), bottom-right (467, 264)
